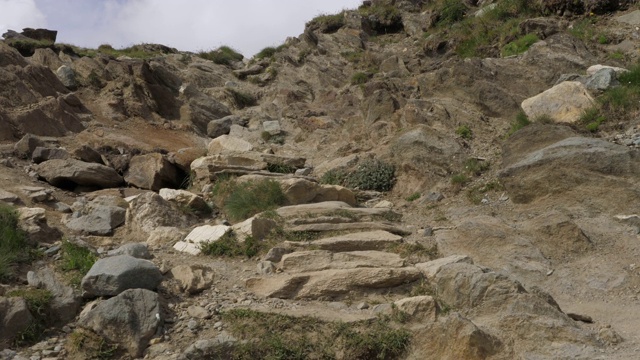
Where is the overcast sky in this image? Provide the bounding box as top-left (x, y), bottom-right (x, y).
top-left (0, 0), bottom-right (362, 56)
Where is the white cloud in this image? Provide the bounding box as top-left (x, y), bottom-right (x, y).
top-left (26, 0), bottom-right (362, 56)
top-left (0, 0), bottom-right (47, 35)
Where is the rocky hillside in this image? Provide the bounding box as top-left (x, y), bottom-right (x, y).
top-left (1, 0), bottom-right (640, 359)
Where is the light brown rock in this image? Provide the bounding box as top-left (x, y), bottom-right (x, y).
top-left (521, 81), bottom-right (595, 123)
top-left (280, 250), bottom-right (405, 272)
top-left (170, 264), bottom-right (214, 294)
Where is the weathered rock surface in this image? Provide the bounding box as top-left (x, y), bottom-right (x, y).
top-left (247, 267), bottom-right (421, 299)
top-left (159, 188), bottom-right (210, 213)
top-left (125, 153), bottom-right (182, 191)
top-left (521, 81), bottom-right (595, 123)
top-left (81, 255), bottom-right (163, 297)
top-left (286, 230), bottom-right (403, 252)
top-left (106, 242), bottom-right (152, 259)
top-left (27, 267), bottom-right (81, 324)
top-left (415, 255), bottom-right (474, 281)
top-left (170, 264), bottom-right (214, 294)
top-left (36, 159), bottom-right (124, 189)
top-left (126, 192), bottom-right (192, 239)
top-left (280, 250), bottom-right (405, 272)
top-left (0, 297), bottom-right (34, 349)
top-left (173, 224), bottom-right (231, 255)
top-left (393, 296), bottom-right (436, 322)
top-left (231, 216), bottom-right (277, 241)
top-left (207, 135), bottom-right (253, 154)
top-left (78, 289), bottom-right (162, 357)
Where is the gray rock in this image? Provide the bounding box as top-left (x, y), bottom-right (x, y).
top-left (125, 153), bottom-right (181, 191)
top-left (179, 332), bottom-right (237, 360)
top-left (17, 207), bottom-right (61, 244)
top-left (35, 159), bottom-right (124, 189)
top-left (19, 186), bottom-right (53, 202)
top-left (78, 289), bottom-right (162, 358)
top-left (616, 9), bottom-right (640, 25)
top-left (66, 205), bottom-right (126, 236)
top-left (425, 192), bottom-right (444, 202)
top-left (0, 297), bottom-right (34, 349)
top-left (72, 145), bottom-right (104, 164)
top-left (126, 192), bottom-right (192, 239)
top-left (584, 68), bottom-right (619, 91)
top-left (206, 115), bottom-right (245, 138)
top-left (55, 65), bottom-right (77, 89)
top-left (257, 261), bottom-right (275, 275)
top-left (262, 120), bottom-right (281, 135)
top-left (263, 247), bottom-right (293, 262)
top-left (107, 243), bottom-right (151, 259)
top-left (32, 147), bottom-right (70, 164)
top-left (27, 267), bottom-right (81, 323)
top-left (0, 189), bottom-right (19, 204)
top-left (81, 255), bottom-right (163, 297)
top-left (295, 168), bottom-right (312, 176)
top-left (14, 134), bottom-right (44, 159)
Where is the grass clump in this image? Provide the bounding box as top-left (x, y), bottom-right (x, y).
top-left (67, 329), bottom-right (118, 359)
top-left (580, 106), bottom-right (606, 132)
top-left (351, 71), bottom-right (373, 85)
top-left (507, 111), bottom-right (531, 136)
top-left (200, 232), bottom-right (262, 258)
top-left (463, 158), bottom-right (490, 176)
top-left (467, 180), bottom-right (504, 204)
top-left (0, 204), bottom-right (30, 282)
top-left (455, 125), bottom-right (472, 139)
top-left (255, 46), bottom-right (278, 60)
top-left (436, 0), bottom-right (467, 26)
top-left (197, 45), bottom-right (243, 65)
top-left (216, 178), bottom-right (286, 222)
top-left (223, 309), bottom-right (410, 360)
top-left (266, 163), bottom-right (297, 174)
top-left (346, 159), bottom-right (396, 192)
top-left (405, 192), bottom-right (421, 202)
top-left (501, 33), bottom-right (539, 57)
top-left (226, 88), bottom-right (257, 109)
top-left (59, 240), bottom-right (98, 287)
top-left (358, 3), bottom-right (404, 34)
top-left (307, 12), bottom-right (345, 33)
top-left (7, 38), bottom-right (54, 56)
top-left (320, 169), bottom-right (349, 186)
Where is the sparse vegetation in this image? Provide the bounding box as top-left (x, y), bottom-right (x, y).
top-left (501, 33), bottom-right (539, 57)
top-left (200, 232), bottom-right (262, 258)
top-left (255, 46), bottom-right (278, 60)
top-left (67, 329), bottom-right (119, 359)
top-left (226, 88), bottom-right (257, 109)
top-left (7, 38), bottom-right (54, 56)
top-left (308, 12), bottom-right (346, 33)
top-left (507, 111), bottom-right (531, 136)
top-left (213, 178), bottom-right (287, 222)
top-left (405, 192), bottom-right (421, 202)
top-left (0, 203), bottom-right (30, 282)
top-left (59, 240), bottom-right (98, 287)
top-left (320, 168), bottom-right (349, 186)
top-left (197, 45), bottom-right (243, 65)
top-left (436, 0), bottom-right (467, 26)
top-left (223, 309), bottom-right (411, 359)
top-left (467, 180), bottom-right (504, 204)
top-left (389, 242), bottom-right (439, 262)
top-left (8, 288), bottom-right (53, 346)
top-left (267, 163), bottom-right (297, 174)
top-left (346, 159), bottom-right (396, 192)
top-left (358, 3), bottom-right (404, 34)
top-left (351, 71), bottom-right (373, 85)
top-left (579, 106), bottom-right (606, 132)
top-left (455, 125), bottom-right (473, 139)
top-left (464, 158), bottom-right (490, 176)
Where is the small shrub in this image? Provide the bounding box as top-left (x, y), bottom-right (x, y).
top-left (464, 158), bottom-right (490, 176)
top-left (455, 125), bottom-right (472, 139)
top-left (67, 329), bottom-right (118, 359)
top-left (346, 159), bottom-right (396, 192)
top-left (437, 0), bottom-right (467, 26)
top-left (197, 45), bottom-right (243, 65)
top-left (60, 241), bottom-right (97, 274)
top-left (451, 173), bottom-right (468, 185)
top-left (0, 204), bottom-right (29, 281)
top-left (200, 232), bottom-right (262, 258)
top-left (338, 319), bottom-right (411, 359)
top-left (351, 71), bottom-right (372, 85)
top-left (320, 169), bottom-right (349, 186)
top-left (255, 46), bottom-right (278, 60)
top-left (308, 12), bottom-right (345, 33)
top-left (226, 88), bottom-right (257, 109)
top-left (597, 34), bottom-right (609, 44)
top-left (580, 107), bottom-right (606, 132)
top-left (341, 51), bottom-right (363, 63)
top-left (507, 111), bottom-right (531, 136)
top-left (267, 163), bottom-right (297, 174)
top-left (223, 179), bottom-right (286, 221)
top-left (501, 33), bottom-right (539, 57)
top-left (609, 51), bottom-right (625, 60)
top-left (405, 192), bottom-right (421, 202)
top-left (569, 18), bottom-right (596, 41)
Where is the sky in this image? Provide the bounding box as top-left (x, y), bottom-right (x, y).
top-left (0, 0), bottom-right (363, 56)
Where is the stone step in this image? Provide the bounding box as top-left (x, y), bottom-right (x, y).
top-left (279, 250), bottom-right (406, 272)
top-left (286, 223), bottom-right (411, 236)
top-left (229, 304), bottom-right (378, 323)
top-left (246, 267), bottom-right (422, 300)
top-left (284, 230), bottom-right (404, 252)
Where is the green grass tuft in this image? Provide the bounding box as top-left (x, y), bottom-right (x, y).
top-left (405, 192), bottom-right (421, 202)
top-left (0, 204), bottom-right (30, 282)
top-left (507, 111), bottom-right (531, 137)
top-left (197, 45), bottom-right (244, 65)
top-left (501, 33), bottom-right (539, 57)
top-left (200, 232), bottom-right (262, 258)
top-left (455, 125), bottom-right (472, 139)
top-left (222, 179), bottom-right (287, 222)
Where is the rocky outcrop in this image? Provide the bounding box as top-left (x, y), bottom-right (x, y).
top-left (125, 153), bottom-right (182, 191)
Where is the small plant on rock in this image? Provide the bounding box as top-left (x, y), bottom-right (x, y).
top-left (455, 125), bottom-right (473, 139)
top-left (346, 159), bottom-right (396, 192)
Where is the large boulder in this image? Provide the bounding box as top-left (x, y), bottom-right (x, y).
top-left (126, 192), bottom-right (192, 239)
top-left (125, 153), bottom-right (182, 191)
top-left (35, 159), bottom-right (124, 189)
top-left (81, 255), bottom-right (163, 297)
top-left (78, 289), bottom-right (162, 358)
top-left (66, 201), bottom-right (126, 236)
top-left (0, 297), bottom-right (34, 350)
top-left (521, 81), bottom-right (595, 123)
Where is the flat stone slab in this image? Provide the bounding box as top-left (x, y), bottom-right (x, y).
top-left (288, 223), bottom-right (412, 236)
top-left (415, 255), bottom-right (474, 281)
top-left (616, 10), bottom-right (640, 25)
top-left (286, 230), bottom-right (404, 252)
top-left (247, 267), bottom-right (422, 299)
top-left (280, 250), bottom-right (406, 272)
top-left (173, 225), bottom-right (231, 255)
